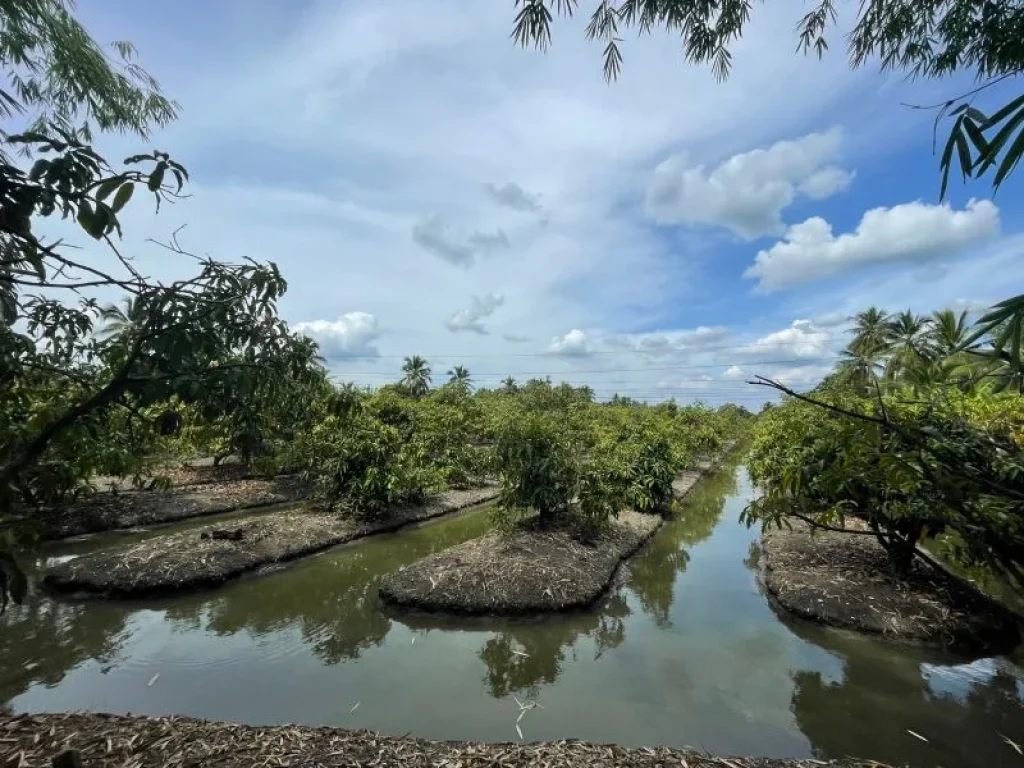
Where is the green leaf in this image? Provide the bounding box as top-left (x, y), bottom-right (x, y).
top-left (111, 182), bottom-right (134, 212)
top-left (993, 124), bottom-right (1024, 190)
top-left (939, 116), bottom-right (961, 200)
top-left (981, 92), bottom-right (1024, 129)
top-left (76, 199), bottom-right (95, 233)
top-left (147, 161), bottom-right (167, 192)
top-left (975, 101), bottom-right (1024, 178)
top-left (28, 159), bottom-right (49, 181)
top-left (95, 176), bottom-right (122, 201)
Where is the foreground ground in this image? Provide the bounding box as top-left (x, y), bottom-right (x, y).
top-left (44, 486), bottom-right (499, 597)
top-left (761, 521), bottom-right (1021, 653)
top-left (379, 464), bottom-right (717, 615)
top-left (0, 713), bottom-right (886, 767)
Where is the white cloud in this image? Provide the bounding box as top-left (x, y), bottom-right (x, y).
top-left (547, 328), bottom-right (593, 357)
top-left (646, 128), bottom-right (853, 239)
top-left (606, 326), bottom-right (730, 357)
top-left (412, 215), bottom-right (509, 267)
top-left (502, 332), bottom-right (532, 343)
top-left (294, 311), bottom-right (381, 360)
top-left (746, 199), bottom-right (1001, 292)
top-left (735, 319), bottom-right (835, 360)
top-left (445, 292), bottom-right (505, 334)
top-left (485, 182), bottom-right (540, 212)
top-left (722, 365), bottom-right (745, 380)
top-left (69, 0), bottom-right (964, 407)
top-left (799, 166), bottom-right (855, 199)
top-left (770, 364), bottom-right (835, 389)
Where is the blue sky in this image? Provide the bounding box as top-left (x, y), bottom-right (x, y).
top-left (54, 0), bottom-right (1024, 405)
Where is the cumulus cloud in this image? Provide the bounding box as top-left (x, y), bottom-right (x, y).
top-left (605, 326), bottom-right (729, 357)
top-left (735, 319), bottom-right (834, 359)
top-left (646, 128), bottom-right (853, 239)
top-left (502, 332), bottom-right (532, 343)
top-left (294, 311), bottom-right (381, 359)
top-left (445, 293), bottom-right (505, 334)
top-left (722, 365), bottom-right (745, 380)
top-left (485, 182), bottom-right (540, 212)
top-left (547, 329), bottom-right (593, 357)
top-left (746, 199), bottom-right (1000, 292)
top-left (770, 364), bottom-right (835, 389)
top-left (412, 215), bottom-right (509, 267)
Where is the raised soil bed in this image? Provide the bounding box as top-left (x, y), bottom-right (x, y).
top-left (40, 475), bottom-right (309, 540)
top-left (0, 712), bottom-right (885, 768)
top-left (44, 486), bottom-right (499, 598)
top-left (379, 465), bottom-right (715, 616)
top-left (760, 521), bottom-right (1021, 653)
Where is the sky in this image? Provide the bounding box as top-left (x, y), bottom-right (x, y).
top-left (41, 0), bottom-right (1024, 406)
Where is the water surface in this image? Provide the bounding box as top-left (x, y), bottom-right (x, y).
top-left (3, 459), bottom-right (1023, 767)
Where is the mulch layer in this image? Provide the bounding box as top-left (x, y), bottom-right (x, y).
top-left (39, 475), bottom-right (310, 540)
top-left (43, 486), bottom-right (500, 598)
top-left (0, 712), bottom-right (884, 768)
top-left (378, 465), bottom-right (715, 616)
top-left (761, 521), bottom-right (1021, 653)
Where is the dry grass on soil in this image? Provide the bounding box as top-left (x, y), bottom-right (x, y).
top-left (43, 486), bottom-right (499, 598)
top-left (379, 466), bottom-right (713, 615)
top-left (761, 521), bottom-right (1021, 653)
top-left (380, 510), bottom-right (663, 614)
top-left (0, 713), bottom-right (883, 768)
top-left (91, 461), bottom-right (251, 492)
top-left (40, 475), bottom-right (310, 540)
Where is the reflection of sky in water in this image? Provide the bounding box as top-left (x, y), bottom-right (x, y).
top-left (7, 464), bottom-right (1024, 768)
top-left (922, 657), bottom-right (1024, 702)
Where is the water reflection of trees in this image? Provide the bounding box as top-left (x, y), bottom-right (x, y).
top-left (626, 466), bottom-right (737, 625)
top-left (395, 593), bottom-right (632, 699)
top-left (162, 548), bottom-right (393, 665)
top-left (782, 613), bottom-right (1024, 768)
top-left (0, 587), bottom-right (129, 704)
top-left (162, 511), bottom-right (496, 665)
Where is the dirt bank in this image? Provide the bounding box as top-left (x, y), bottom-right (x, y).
top-left (44, 486), bottom-right (499, 598)
top-left (379, 464), bottom-right (716, 615)
top-left (40, 475), bottom-right (309, 540)
top-left (0, 712), bottom-right (882, 768)
top-left (761, 521), bottom-right (1021, 653)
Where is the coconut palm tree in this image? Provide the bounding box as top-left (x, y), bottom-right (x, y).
top-left (97, 296), bottom-right (145, 339)
top-left (930, 309), bottom-right (972, 357)
top-left (836, 307), bottom-right (890, 392)
top-left (921, 308), bottom-right (981, 389)
top-left (848, 307), bottom-right (890, 361)
top-left (500, 375), bottom-right (518, 394)
top-left (884, 310), bottom-right (935, 383)
top-left (446, 365), bottom-right (472, 390)
top-left (401, 355), bottom-right (432, 397)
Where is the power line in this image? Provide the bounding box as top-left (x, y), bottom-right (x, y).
top-left (315, 334), bottom-right (856, 361)
top-left (327, 356), bottom-right (840, 377)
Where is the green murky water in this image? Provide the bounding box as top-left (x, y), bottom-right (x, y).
top-left (2, 459), bottom-right (1023, 767)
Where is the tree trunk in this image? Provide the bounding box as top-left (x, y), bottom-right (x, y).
top-left (885, 532), bottom-right (917, 577)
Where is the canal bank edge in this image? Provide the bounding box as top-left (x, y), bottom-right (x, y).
top-left (43, 485), bottom-right (500, 598)
top-left (40, 473), bottom-right (310, 540)
top-left (759, 521), bottom-right (1021, 654)
top-left (378, 457), bottom-right (727, 616)
top-left (0, 713), bottom-right (889, 768)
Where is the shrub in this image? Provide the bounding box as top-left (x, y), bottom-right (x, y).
top-left (494, 408), bottom-right (577, 530)
top-left (745, 386), bottom-right (1024, 580)
top-left (296, 411), bottom-right (438, 518)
